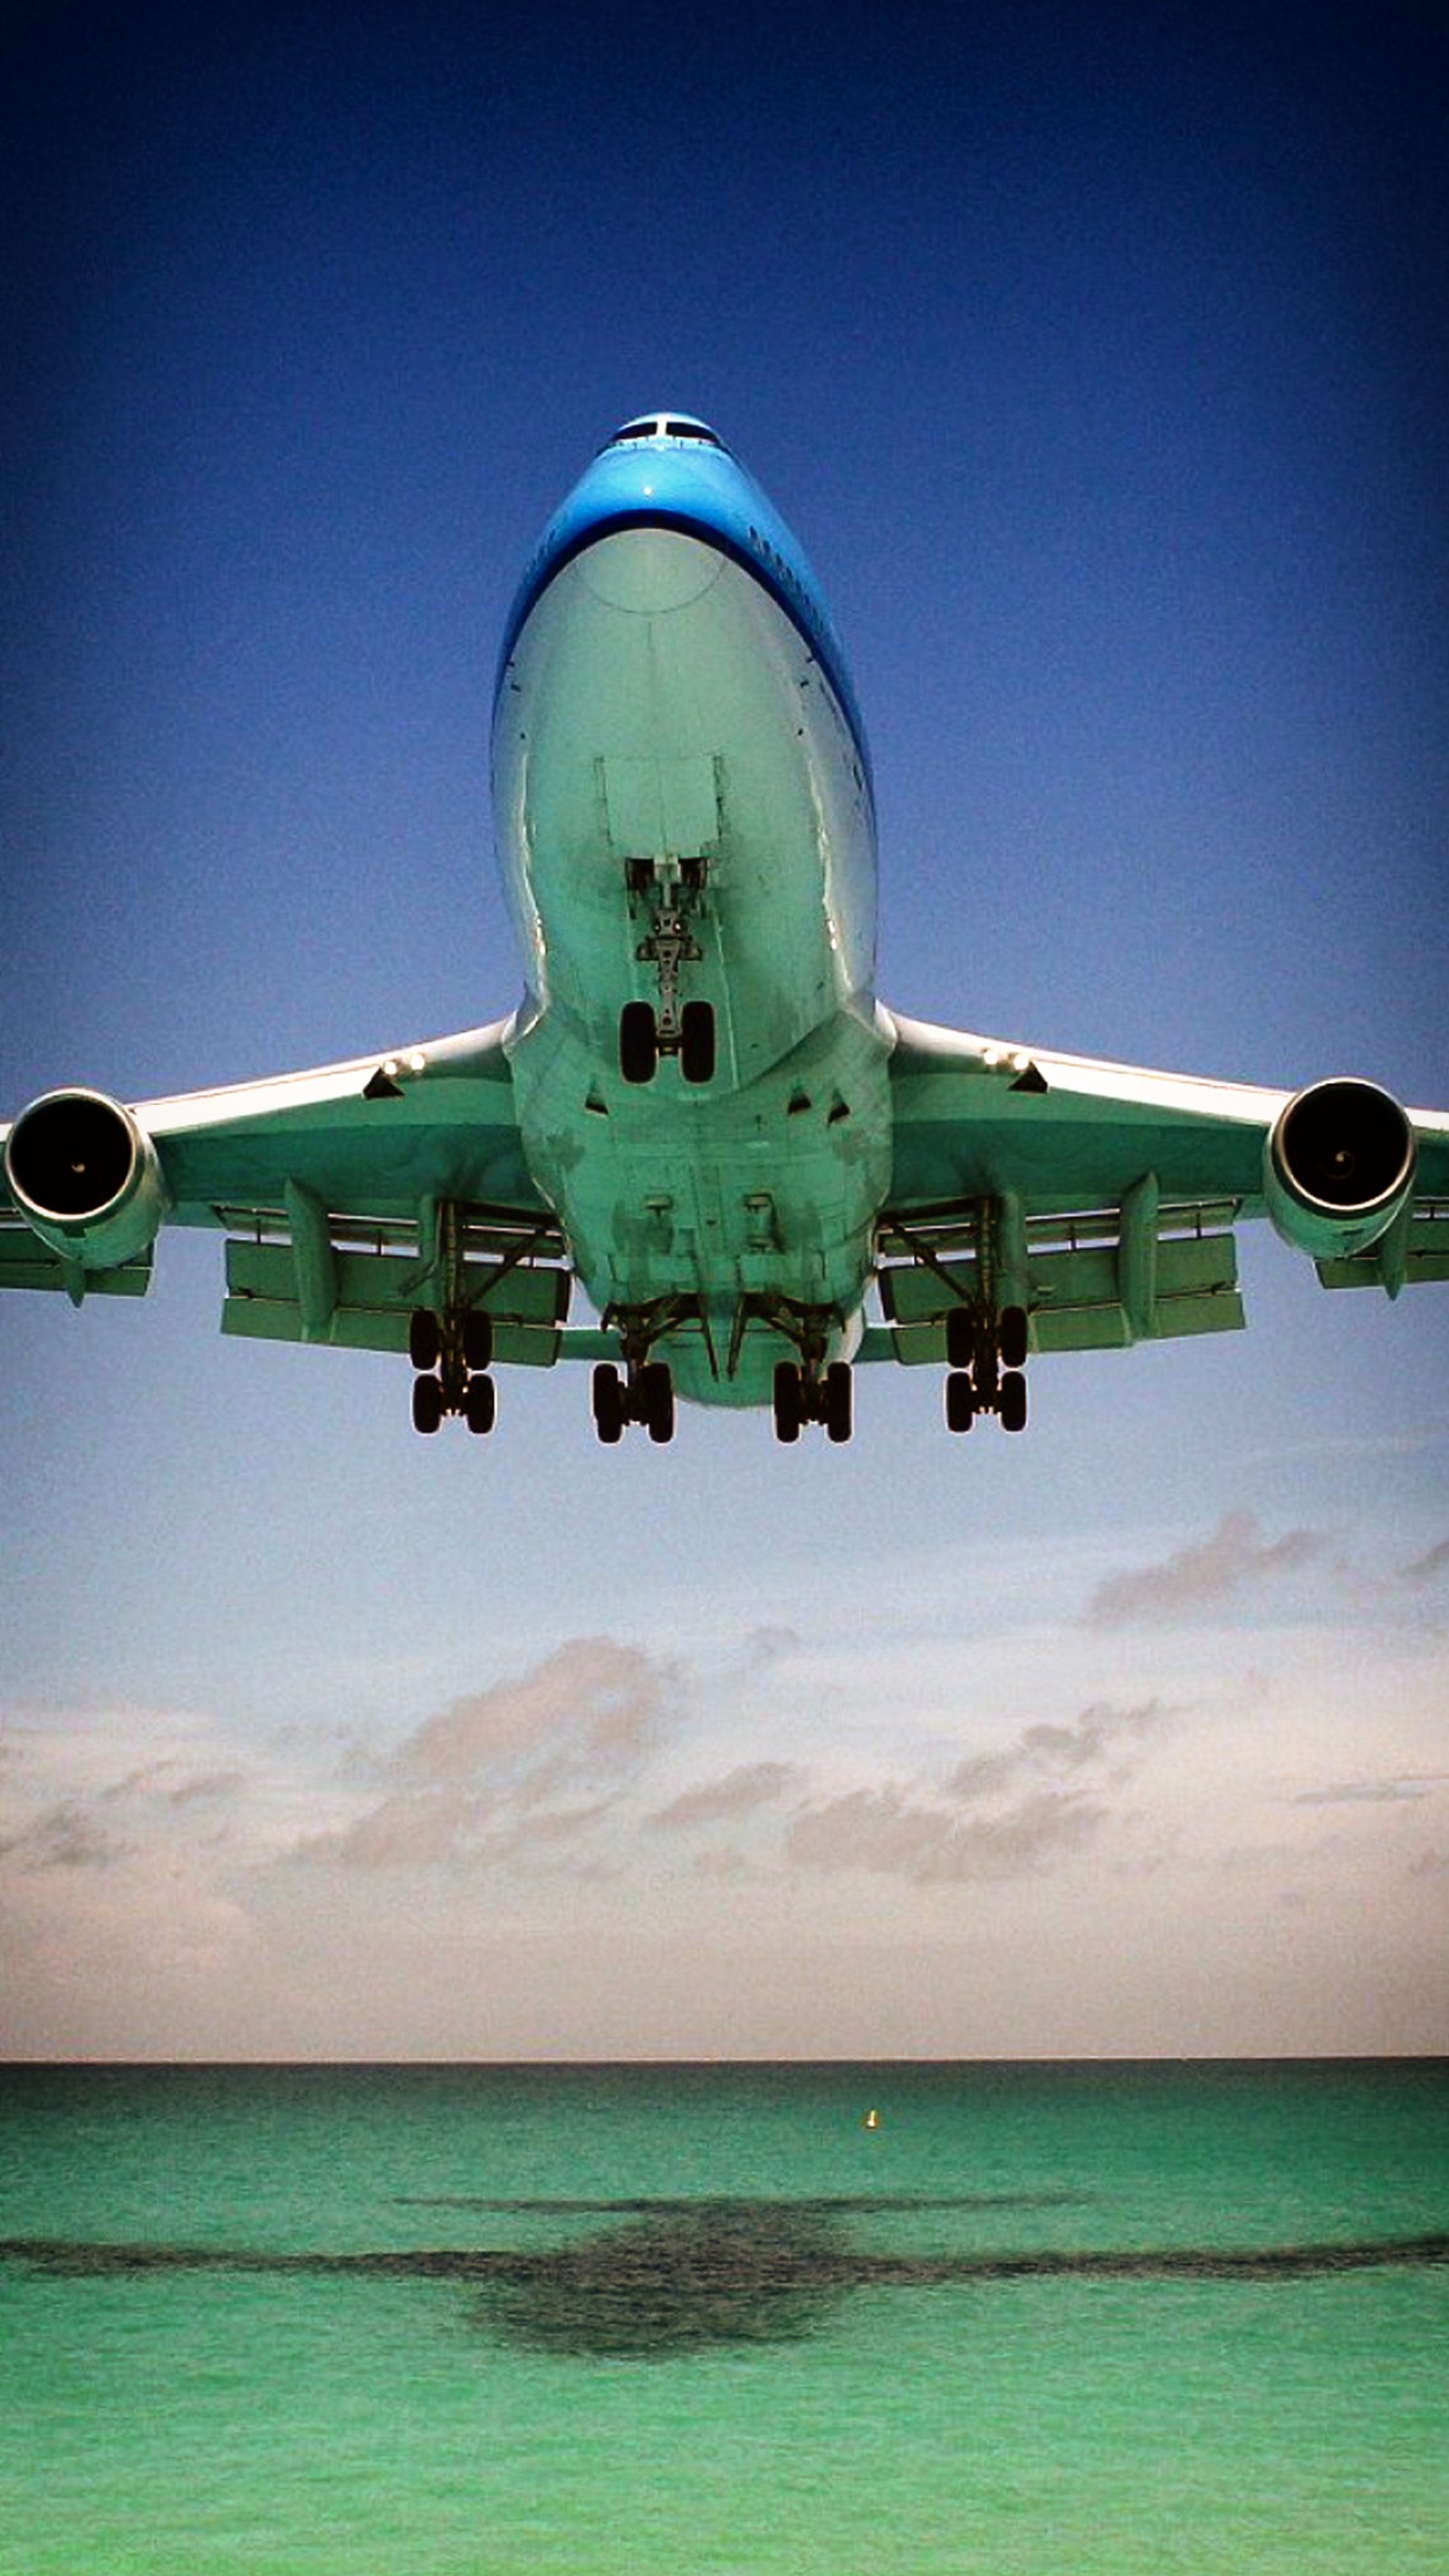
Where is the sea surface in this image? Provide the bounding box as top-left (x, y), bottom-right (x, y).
top-left (1, 2062), bottom-right (1445, 2574)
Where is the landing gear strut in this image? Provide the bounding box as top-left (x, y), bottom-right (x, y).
top-left (944, 1304), bottom-right (1030, 1435)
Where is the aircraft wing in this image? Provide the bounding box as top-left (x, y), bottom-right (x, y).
top-left (872, 1007), bottom-right (1449, 1365)
top-left (0, 1016), bottom-right (576, 1369)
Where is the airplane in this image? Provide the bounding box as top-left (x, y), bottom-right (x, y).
top-left (3, 409), bottom-right (1446, 1446)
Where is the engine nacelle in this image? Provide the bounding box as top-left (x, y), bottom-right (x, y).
top-left (4, 1088), bottom-right (169, 1271)
top-left (1264, 1077), bottom-right (1416, 1261)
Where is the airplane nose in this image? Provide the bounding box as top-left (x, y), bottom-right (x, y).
top-left (578, 528), bottom-right (724, 616)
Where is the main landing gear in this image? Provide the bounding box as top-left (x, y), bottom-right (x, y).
top-left (408, 1308), bottom-right (496, 1436)
top-left (591, 1360), bottom-right (676, 1445)
top-left (943, 1304), bottom-right (1029, 1435)
top-left (772, 1359), bottom-right (853, 1445)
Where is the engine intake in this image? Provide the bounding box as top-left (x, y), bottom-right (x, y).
top-left (5, 1089), bottom-right (169, 1271)
top-left (1265, 1078), bottom-right (1416, 1260)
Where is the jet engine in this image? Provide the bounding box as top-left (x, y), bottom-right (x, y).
top-left (4, 1088), bottom-right (169, 1271)
top-left (1264, 1077), bottom-right (1416, 1260)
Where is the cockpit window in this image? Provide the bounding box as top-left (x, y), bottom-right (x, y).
top-left (603, 414), bottom-right (727, 451)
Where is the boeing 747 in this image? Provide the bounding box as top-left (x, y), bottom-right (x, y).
top-left (4, 411), bottom-right (1445, 1443)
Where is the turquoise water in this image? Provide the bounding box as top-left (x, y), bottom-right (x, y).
top-left (1, 2063), bottom-right (1445, 2573)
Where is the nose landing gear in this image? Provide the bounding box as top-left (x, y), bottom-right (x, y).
top-left (619, 997), bottom-right (716, 1087)
top-left (619, 855), bottom-right (715, 1085)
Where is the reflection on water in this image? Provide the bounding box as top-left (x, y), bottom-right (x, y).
top-left (3, 2197), bottom-right (1446, 2361)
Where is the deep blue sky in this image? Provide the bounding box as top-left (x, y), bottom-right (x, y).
top-left (2, 3), bottom-right (1445, 2056)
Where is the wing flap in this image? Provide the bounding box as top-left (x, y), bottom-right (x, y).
top-left (220, 1298), bottom-right (562, 1368)
top-left (875, 1197), bottom-right (1244, 1361)
top-left (1316, 1201), bottom-right (1449, 1294)
top-left (220, 1203), bottom-right (571, 1363)
top-left (0, 1214), bottom-right (153, 1301)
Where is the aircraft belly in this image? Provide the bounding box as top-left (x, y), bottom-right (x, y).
top-left (512, 1004), bottom-right (893, 1405)
top-left (493, 531), bottom-right (877, 1076)
top-left (492, 524), bottom-right (888, 1406)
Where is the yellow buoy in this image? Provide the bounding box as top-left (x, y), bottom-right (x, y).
top-left (864, 2107), bottom-right (881, 2129)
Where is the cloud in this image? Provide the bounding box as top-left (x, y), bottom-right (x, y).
top-left (1400, 1536), bottom-right (1449, 1587)
top-left (648, 1763), bottom-right (801, 1830)
top-left (296, 1639), bottom-right (678, 1872)
top-left (945, 1700), bottom-right (1169, 1800)
top-left (1086, 1512), bottom-right (1327, 1628)
top-left (786, 1784), bottom-right (1105, 1884)
top-left (772, 1697), bottom-right (1175, 1889)
top-left (1291, 1775), bottom-right (1446, 1808)
top-left (0, 1800), bottom-right (120, 1874)
top-left (391, 1639), bottom-right (668, 1786)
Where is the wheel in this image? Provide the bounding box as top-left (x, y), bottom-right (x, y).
top-left (462, 1310), bottom-right (494, 1371)
top-left (823, 1360), bottom-right (853, 1444)
top-left (591, 1361), bottom-right (626, 1444)
top-left (945, 1305), bottom-right (974, 1372)
top-left (619, 1000), bottom-right (658, 1085)
top-left (772, 1360), bottom-right (803, 1444)
top-left (679, 998), bottom-right (715, 1085)
top-left (464, 1373), bottom-right (496, 1436)
top-left (945, 1370), bottom-right (974, 1434)
top-left (641, 1360), bottom-right (675, 1444)
top-left (411, 1373), bottom-right (445, 1435)
top-left (408, 1309), bottom-right (442, 1372)
top-left (999, 1370), bottom-right (1028, 1433)
top-left (999, 1305), bottom-right (1029, 1370)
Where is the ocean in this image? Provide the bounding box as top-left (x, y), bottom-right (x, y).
top-left (1, 2062), bottom-right (1445, 2573)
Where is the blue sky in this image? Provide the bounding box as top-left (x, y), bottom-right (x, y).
top-left (2, 1), bottom-right (1445, 2057)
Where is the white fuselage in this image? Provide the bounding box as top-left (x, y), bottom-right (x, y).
top-left (492, 491), bottom-right (893, 1404)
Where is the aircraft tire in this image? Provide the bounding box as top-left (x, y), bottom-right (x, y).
top-left (823, 1360), bottom-right (853, 1444)
top-left (619, 1002), bottom-right (658, 1085)
top-left (680, 1000), bottom-right (715, 1085)
top-left (1000, 1370), bottom-right (1028, 1433)
top-left (411, 1373), bottom-right (445, 1435)
top-left (945, 1370), bottom-right (974, 1434)
top-left (772, 1360), bottom-right (803, 1444)
top-left (642, 1361), bottom-right (675, 1444)
top-left (945, 1306), bottom-right (974, 1372)
top-left (999, 1305), bottom-right (1030, 1370)
top-left (408, 1309), bottom-right (442, 1372)
top-left (465, 1373), bottom-right (496, 1437)
top-left (592, 1362), bottom-right (626, 1444)
top-left (463, 1310), bottom-right (494, 1372)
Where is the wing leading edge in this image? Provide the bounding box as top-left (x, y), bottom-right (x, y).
top-left (870, 1007), bottom-right (1449, 1370)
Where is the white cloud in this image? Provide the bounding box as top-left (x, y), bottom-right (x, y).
top-left (648, 1762), bottom-right (801, 1830)
top-left (4, 1570), bottom-right (1445, 2057)
top-left (1086, 1511), bottom-right (1327, 1627)
top-left (786, 1782), bottom-right (1106, 1883)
